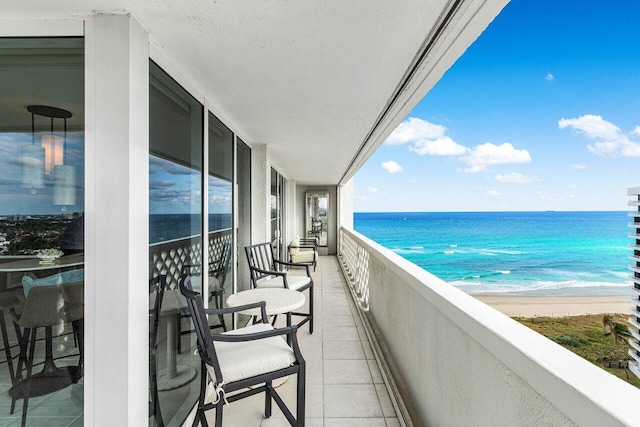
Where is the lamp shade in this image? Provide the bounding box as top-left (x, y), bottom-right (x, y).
top-left (20, 145), bottom-right (45, 189)
top-left (53, 165), bottom-right (76, 206)
top-left (41, 134), bottom-right (64, 174)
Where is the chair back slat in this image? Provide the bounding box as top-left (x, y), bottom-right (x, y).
top-left (179, 275), bottom-right (223, 382)
top-left (245, 242), bottom-right (278, 286)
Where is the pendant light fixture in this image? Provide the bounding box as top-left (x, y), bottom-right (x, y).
top-left (24, 105), bottom-right (76, 206)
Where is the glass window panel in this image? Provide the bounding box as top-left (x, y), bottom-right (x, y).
top-left (207, 113), bottom-right (233, 329)
top-left (149, 61), bottom-right (203, 427)
top-left (237, 139), bottom-right (251, 292)
top-left (0, 37), bottom-right (84, 424)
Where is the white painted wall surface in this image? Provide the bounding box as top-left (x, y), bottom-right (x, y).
top-left (250, 143), bottom-right (270, 244)
top-left (338, 179), bottom-right (354, 231)
top-left (341, 227), bottom-right (640, 427)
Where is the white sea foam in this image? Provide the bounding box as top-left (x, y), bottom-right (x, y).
top-left (443, 250), bottom-right (455, 255)
top-left (449, 244), bottom-right (458, 248)
top-left (450, 279), bottom-right (631, 295)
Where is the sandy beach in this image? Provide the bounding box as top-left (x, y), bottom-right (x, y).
top-left (473, 294), bottom-right (630, 317)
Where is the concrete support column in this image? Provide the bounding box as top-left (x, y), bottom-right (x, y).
top-left (337, 178), bottom-right (354, 254)
top-left (85, 14), bottom-right (149, 426)
top-left (251, 143), bottom-right (270, 243)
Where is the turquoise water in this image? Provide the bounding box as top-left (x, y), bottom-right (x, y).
top-left (354, 211), bottom-right (631, 295)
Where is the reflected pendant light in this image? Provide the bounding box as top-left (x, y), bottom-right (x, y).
top-left (27, 105), bottom-right (72, 174)
top-left (25, 105), bottom-right (76, 206)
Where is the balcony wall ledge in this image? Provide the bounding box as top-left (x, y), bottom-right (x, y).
top-left (340, 226), bottom-right (640, 427)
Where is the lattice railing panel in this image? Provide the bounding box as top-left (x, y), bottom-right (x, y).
top-left (150, 229), bottom-right (232, 289)
top-left (339, 228), bottom-right (369, 310)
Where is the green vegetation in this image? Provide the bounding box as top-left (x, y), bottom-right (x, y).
top-left (514, 313), bottom-right (640, 389)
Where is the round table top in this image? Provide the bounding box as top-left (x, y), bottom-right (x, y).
top-left (226, 288), bottom-right (305, 316)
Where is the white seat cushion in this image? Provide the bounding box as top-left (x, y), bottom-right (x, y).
top-left (291, 251), bottom-right (316, 264)
top-left (256, 274), bottom-right (311, 290)
top-left (207, 323), bottom-right (295, 385)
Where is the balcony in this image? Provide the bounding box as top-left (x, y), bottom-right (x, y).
top-left (201, 255), bottom-right (400, 426)
top-left (338, 227), bottom-right (640, 426)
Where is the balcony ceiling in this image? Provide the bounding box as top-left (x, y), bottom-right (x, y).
top-left (3, 0), bottom-right (508, 185)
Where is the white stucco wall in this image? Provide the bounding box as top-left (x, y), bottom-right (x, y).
top-left (338, 179), bottom-right (354, 231)
top-left (250, 143), bottom-right (270, 244)
top-left (342, 227), bottom-right (640, 427)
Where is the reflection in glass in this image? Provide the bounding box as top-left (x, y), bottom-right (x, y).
top-left (236, 139), bottom-right (251, 293)
top-left (207, 112), bottom-right (233, 331)
top-left (0, 37), bottom-right (85, 425)
top-left (149, 61), bottom-right (203, 426)
top-left (306, 191), bottom-right (328, 246)
top-left (270, 169), bottom-right (286, 261)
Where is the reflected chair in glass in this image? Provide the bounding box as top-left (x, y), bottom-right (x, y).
top-left (10, 281), bottom-right (84, 427)
top-left (208, 242), bottom-right (231, 332)
top-left (0, 291), bottom-right (20, 395)
top-left (179, 275), bottom-right (306, 427)
top-left (177, 255), bottom-right (229, 353)
top-left (245, 242), bottom-right (314, 334)
top-left (288, 237), bottom-right (318, 272)
top-left (149, 275), bottom-right (166, 427)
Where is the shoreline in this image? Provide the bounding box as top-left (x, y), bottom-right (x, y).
top-left (473, 293), bottom-right (630, 317)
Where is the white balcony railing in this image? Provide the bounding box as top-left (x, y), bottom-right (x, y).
top-left (338, 226), bottom-right (639, 427)
top-left (628, 187), bottom-right (640, 380)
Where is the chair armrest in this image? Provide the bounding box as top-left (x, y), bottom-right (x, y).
top-left (204, 301), bottom-right (267, 323)
top-left (293, 244), bottom-right (316, 250)
top-left (248, 265), bottom-right (286, 277)
top-left (211, 324), bottom-right (298, 342)
top-left (273, 259), bottom-right (311, 276)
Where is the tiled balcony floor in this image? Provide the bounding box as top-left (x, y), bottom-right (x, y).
top-left (211, 256), bottom-right (400, 426)
top-left (0, 255), bottom-right (398, 426)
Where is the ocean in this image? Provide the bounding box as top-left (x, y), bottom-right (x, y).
top-left (150, 214), bottom-right (231, 244)
top-left (354, 211), bottom-right (631, 295)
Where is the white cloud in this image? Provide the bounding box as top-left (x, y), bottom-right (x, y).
top-left (494, 172), bottom-right (538, 184)
top-left (570, 164), bottom-right (586, 170)
top-left (409, 137), bottom-right (467, 156)
top-left (381, 160), bottom-right (402, 174)
top-left (385, 117), bottom-right (467, 156)
top-left (367, 187), bottom-right (379, 192)
top-left (483, 188), bottom-right (504, 198)
top-left (459, 142), bottom-right (531, 173)
top-left (559, 114), bottom-right (640, 157)
top-left (384, 117), bottom-right (447, 145)
top-left (545, 72), bottom-right (554, 81)
top-left (354, 195), bottom-right (368, 201)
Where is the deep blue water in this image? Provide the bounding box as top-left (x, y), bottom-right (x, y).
top-left (150, 214), bottom-right (231, 244)
top-left (354, 211), bottom-right (631, 295)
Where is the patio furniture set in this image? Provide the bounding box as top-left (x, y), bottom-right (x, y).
top-left (150, 239), bottom-right (318, 427)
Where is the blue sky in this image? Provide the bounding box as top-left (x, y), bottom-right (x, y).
top-left (354, 0), bottom-right (640, 212)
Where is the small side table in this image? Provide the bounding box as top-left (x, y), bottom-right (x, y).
top-left (226, 288), bottom-right (305, 342)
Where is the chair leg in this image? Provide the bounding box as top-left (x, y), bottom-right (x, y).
top-left (297, 365), bottom-right (306, 427)
top-left (265, 380), bottom-right (272, 418)
top-left (214, 401), bottom-right (223, 427)
top-left (20, 328), bottom-right (37, 427)
top-left (309, 285), bottom-right (314, 334)
top-left (11, 326), bottom-right (30, 415)
top-left (0, 310), bottom-right (16, 386)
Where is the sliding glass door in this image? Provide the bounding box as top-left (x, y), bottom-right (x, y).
top-left (149, 61), bottom-right (203, 426)
top-left (0, 37), bottom-right (85, 425)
